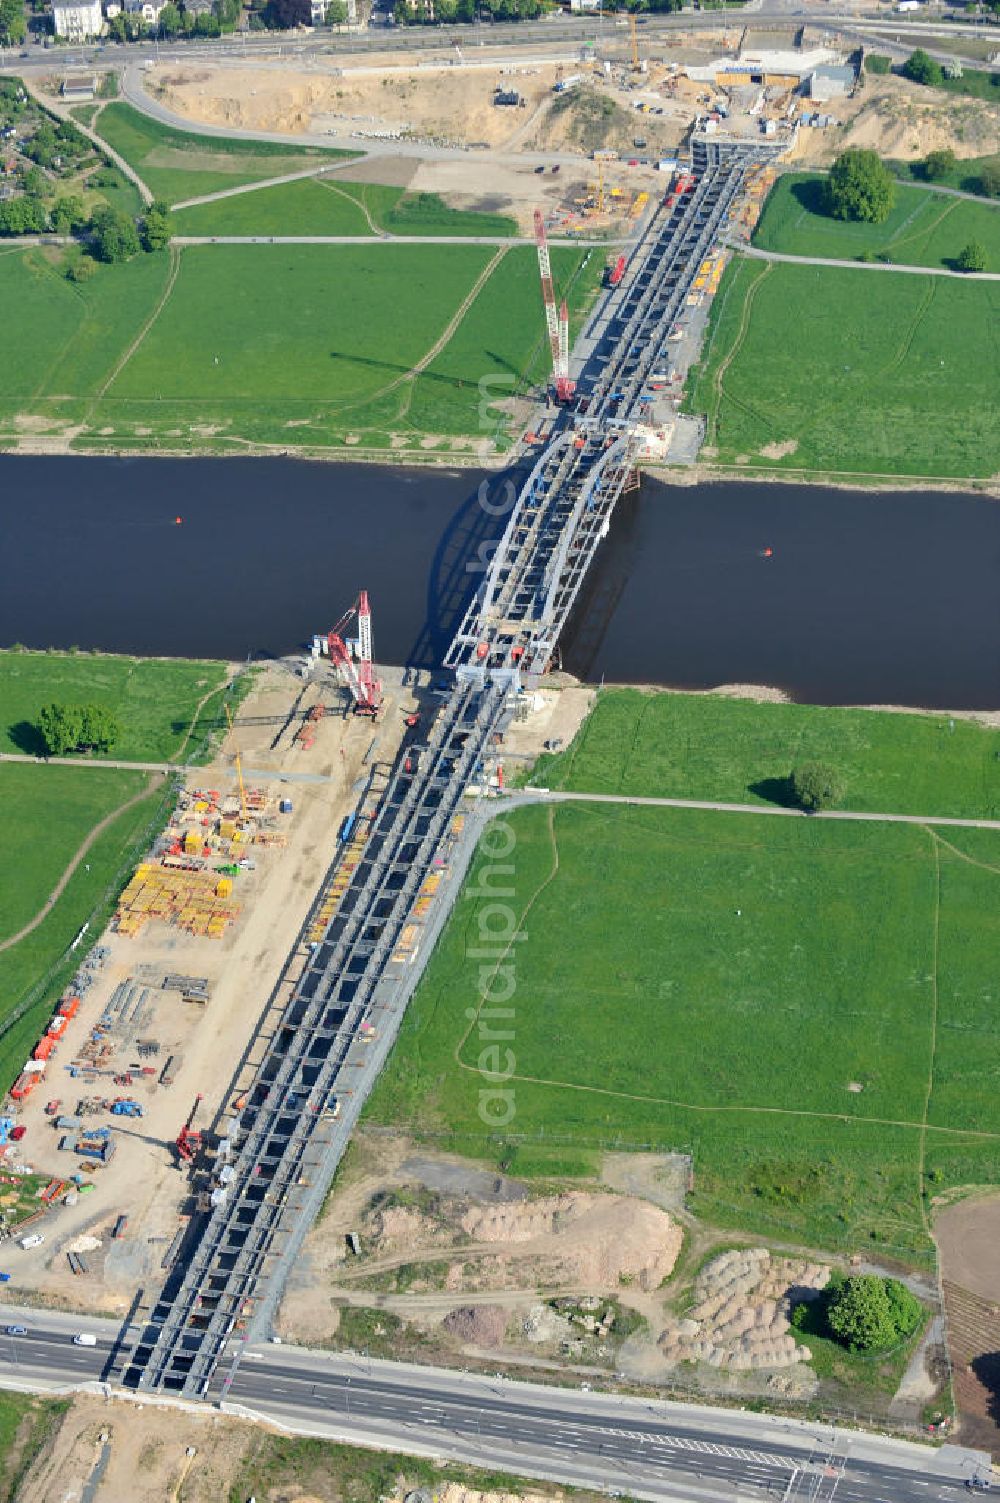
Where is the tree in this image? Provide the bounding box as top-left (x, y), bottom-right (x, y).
top-left (325, 0), bottom-right (347, 19)
top-left (37, 703), bottom-right (85, 756)
top-left (790, 762), bottom-right (844, 813)
top-left (0, 0), bottom-right (27, 45)
top-left (826, 1276), bottom-right (922, 1353)
top-left (90, 206), bottom-right (140, 263)
top-left (825, 148), bottom-right (895, 225)
top-left (901, 49), bottom-right (943, 87)
top-left (141, 199), bottom-right (172, 250)
top-left (957, 239), bottom-right (987, 272)
top-left (922, 147), bottom-right (955, 182)
top-left (213, 0), bottom-right (241, 23)
top-left (159, 1), bottom-right (182, 32)
top-left (79, 704), bottom-right (121, 753)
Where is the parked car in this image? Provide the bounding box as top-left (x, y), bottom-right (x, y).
top-left (10, 1126), bottom-right (26, 1142)
top-left (5, 1326), bottom-right (26, 1337)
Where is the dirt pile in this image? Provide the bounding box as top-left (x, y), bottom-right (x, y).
top-left (442, 1304), bottom-right (510, 1346)
top-left (460, 1192), bottom-right (682, 1289)
top-left (659, 1247), bottom-right (829, 1371)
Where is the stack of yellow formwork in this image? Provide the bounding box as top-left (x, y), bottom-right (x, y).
top-left (411, 869), bottom-right (444, 920)
top-left (114, 862), bottom-right (241, 939)
top-left (307, 831), bottom-right (368, 944)
top-left (392, 924), bottom-right (420, 965)
top-left (630, 191), bottom-right (649, 220)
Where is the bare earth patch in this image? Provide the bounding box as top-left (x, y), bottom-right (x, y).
top-left (759, 439), bottom-right (798, 461)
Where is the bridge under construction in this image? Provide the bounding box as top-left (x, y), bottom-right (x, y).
top-left (118, 131), bottom-right (782, 1399)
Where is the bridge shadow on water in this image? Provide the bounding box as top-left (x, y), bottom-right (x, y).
top-left (402, 460), bottom-right (532, 675)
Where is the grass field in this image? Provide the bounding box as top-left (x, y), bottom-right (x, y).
top-left (532, 690), bottom-right (1000, 820)
top-left (684, 256), bottom-right (1000, 478)
top-left (0, 246), bottom-right (172, 433)
top-left (82, 242), bottom-right (595, 453)
top-left (0, 763), bottom-right (149, 944)
top-left (0, 775), bottom-right (170, 1097)
top-left (172, 177), bottom-right (517, 238)
top-left (366, 799), bottom-right (1000, 1263)
top-left (95, 103), bottom-right (352, 205)
top-left (0, 650), bottom-right (230, 761)
top-left (754, 173), bottom-right (1000, 271)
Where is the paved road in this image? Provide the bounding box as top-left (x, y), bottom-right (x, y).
top-left (740, 244), bottom-right (1000, 283)
top-left (0, 1305), bottom-right (991, 1501)
top-left (512, 787), bottom-right (1000, 833)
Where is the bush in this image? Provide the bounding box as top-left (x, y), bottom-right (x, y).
top-left (825, 148), bottom-right (895, 224)
top-left (922, 147), bottom-right (956, 182)
top-left (864, 54), bottom-right (891, 75)
top-left (790, 763), bottom-right (844, 812)
top-left (826, 1275), bottom-right (922, 1353)
top-left (977, 162), bottom-right (1000, 199)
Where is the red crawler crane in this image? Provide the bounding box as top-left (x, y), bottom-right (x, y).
top-left (327, 592), bottom-right (383, 718)
top-left (534, 210), bottom-right (575, 404)
top-left (175, 1093), bottom-right (204, 1166)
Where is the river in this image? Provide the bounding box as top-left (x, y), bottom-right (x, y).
top-left (1, 456), bottom-right (997, 709)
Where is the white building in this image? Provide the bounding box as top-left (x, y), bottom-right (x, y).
top-left (52, 0), bottom-right (104, 39)
top-left (807, 64), bottom-right (856, 102)
top-left (124, 0), bottom-right (167, 21)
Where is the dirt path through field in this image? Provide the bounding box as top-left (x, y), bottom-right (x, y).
top-left (91, 243), bottom-right (182, 408)
top-left (0, 772), bottom-right (161, 954)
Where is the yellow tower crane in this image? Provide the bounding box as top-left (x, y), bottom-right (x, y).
top-left (223, 701), bottom-right (247, 824)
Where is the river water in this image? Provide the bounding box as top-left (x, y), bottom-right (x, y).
top-left (1, 456), bottom-right (997, 709)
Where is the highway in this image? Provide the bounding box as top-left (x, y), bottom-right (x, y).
top-left (0, 1306), bottom-right (991, 1501)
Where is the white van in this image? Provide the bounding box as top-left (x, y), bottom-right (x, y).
top-left (18, 1234), bottom-right (43, 1251)
top-left (73, 1333), bottom-right (97, 1347)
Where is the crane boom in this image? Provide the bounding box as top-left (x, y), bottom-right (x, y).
top-left (534, 210), bottom-right (574, 403)
top-left (325, 593), bottom-right (382, 716)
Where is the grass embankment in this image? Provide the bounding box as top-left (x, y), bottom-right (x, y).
top-left (684, 257), bottom-right (1000, 479)
top-left (0, 763), bottom-right (149, 944)
top-left (0, 649), bottom-right (229, 761)
top-left (172, 177), bottom-right (517, 238)
top-left (532, 689), bottom-right (1000, 819)
top-left (229, 1432), bottom-right (565, 1503)
top-left (366, 797), bottom-right (1000, 1264)
top-left (0, 1392), bottom-right (70, 1502)
top-left (754, 172), bottom-right (1000, 271)
top-left (888, 151), bottom-right (1000, 199)
top-left (95, 102), bottom-right (354, 205)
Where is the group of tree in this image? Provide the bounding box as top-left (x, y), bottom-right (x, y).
top-left (0, 0), bottom-right (26, 46)
top-left (824, 147), bottom-right (895, 225)
top-left (901, 49), bottom-right (945, 89)
top-left (37, 702), bottom-right (122, 757)
top-left (21, 118), bottom-right (91, 174)
top-left (792, 1275), bottom-right (924, 1354)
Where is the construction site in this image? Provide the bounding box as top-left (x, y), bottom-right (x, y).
top-left (0, 596), bottom-right (441, 1317)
